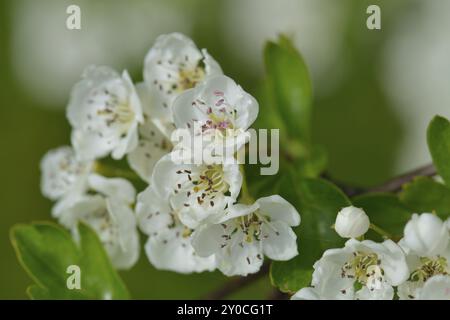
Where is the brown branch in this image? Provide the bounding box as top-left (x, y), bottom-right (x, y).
top-left (361, 163), bottom-right (436, 195)
top-left (204, 163), bottom-right (437, 300)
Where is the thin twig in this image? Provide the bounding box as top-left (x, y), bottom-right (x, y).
top-left (361, 163), bottom-right (436, 195)
top-left (205, 163), bottom-right (437, 300)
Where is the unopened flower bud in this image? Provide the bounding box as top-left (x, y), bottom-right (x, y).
top-left (335, 206), bottom-right (370, 238)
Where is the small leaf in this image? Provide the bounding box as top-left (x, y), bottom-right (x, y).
top-left (264, 35), bottom-right (313, 146)
top-left (353, 193), bottom-right (411, 241)
top-left (270, 176), bottom-right (350, 292)
top-left (11, 222), bottom-right (130, 299)
top-left (399, 176), bottom-right (450, 219)
top-left (269, 265), bottom-right (312, 294)
top-left (427, 115), bottom-right (450, 186)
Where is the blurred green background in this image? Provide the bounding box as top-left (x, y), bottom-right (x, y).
top-left (1, 0), bottom-right (450, 299)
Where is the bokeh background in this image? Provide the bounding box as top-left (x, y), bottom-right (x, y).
top-left (1, 0), bottom-right (450, 299)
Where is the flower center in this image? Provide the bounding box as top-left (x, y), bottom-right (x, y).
top-left (193, 165), bottom-right (228, 194)
top-left (175, 165), bottom-right (229, 208)
top-left (232, 210), bottom-right (275, 244)
top-left (54, 153), bottom-right (90, 191)
top-left (191, 91), bottom-right (237, 135)
top-left (342, 252), bottom-right (384, 289)
top-left (411, 256), bottom-right (448, 282)
top-left (87, 208), bottom-right (119, 247)
top-left (86, 87), bottom-right (135, 136)
top-left (178, 65), bottom-right (205, 91)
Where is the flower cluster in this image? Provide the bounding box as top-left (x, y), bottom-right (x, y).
top-left (293, 209), bottom-right (450, 300)
top-left (40, 33), bottom-right (301, 276)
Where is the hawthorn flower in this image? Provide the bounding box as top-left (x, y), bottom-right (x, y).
top-left (136, 186), bottom-right (216, 273)
top-left (397, 213), bottom-right (450, 300)
top-left (40, 146), bottom-right (93, 201)
top-left (292, 239), bottom-right (409, 300)
top-left (334, 206), bottom-right (370, 239)
top-left (172, 75), bottom-right (259, 159)
top-left (54, 174), bottom-right (139, 270)
top-left (191, 195), bottom-right (300, 276)
top-left (151, 154), bottom-right (242, 229)
top-left (143, 32), bottom-right (222, 124)
top-left (127, 119), bottom-right (172, 182)
top-left (67, 65), bottom-right (144, 161)
top-left (402, 213), bottom-right (448, 257)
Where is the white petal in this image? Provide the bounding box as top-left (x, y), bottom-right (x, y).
top-left (150, 154), bottom-right (186, 199)
top-left (104, 198), bottom-right (140, 269)
top-left (127, 121), bottom-right (171, 182)
top-left (311, 247), bottom-right (355, 299)
top-left (404, 213), bottom-right (449, 257)
top-left (397, 280), bottom-right (424, 300)
top-left (378, 239), bottom-right (410, 286)
top-left (88, 174), bottom-right (136, 204)
top-left (53, 194), bottom-right (105, 229)
top-left (145, 227), bottom-right (216, 274)
top-left (136, 186), bottom-right (173, 235)
top-left (223, 163), bottom-right (242, 202)
top-left (71, 129), bottom-right (114, 161)
top-left (191, 223), bottom-right (224, 257)
top-left (218, 203), bottom-right (259, 223)
top-left (219, 239), bottom-right (264, 277)
top-left (291, 287), bottom-right (320, 300)
top-left (355, 282), bottom-right (394, 300)
top-left (202, 49), bottom-right (223, 77)
top-left (172, 87), bottom-right (209, 129)
top-left (257, 195), bottom-right (300, 226)
top-left (177, 201), bottom-right (226, 229)
top-left (111, 121), bottom-right (139, 160)
top-left (121, 70), bottom-right (144, 123)
top-left (261, 221), bottom-right (298, 261)
top-left (417, 275), bottom-right (450, 300)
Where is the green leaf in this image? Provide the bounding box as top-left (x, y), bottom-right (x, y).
top-left (10, 221), bottom-right (130, 299)
top-left (399, 176), bottom-right (450, 219)
top-left (269, 266), bottom-right (312, 294)
top-left (353, 193), bottom-right (411, 241)
top-left (295, 144), bottom-right (328, 178)
top-left (270, 176), bottom-right (350, 292)
top-left (427, 115), bottom-right (450, 186)
top-left (264, 35), bottom-right (313, 146)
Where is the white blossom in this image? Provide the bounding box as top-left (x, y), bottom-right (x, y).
top-left (172, 75), bottom-right (259, 160)
top-left (334, 206), bottom-right (370, 239)
top-left (150, 154), bottom-right (242, 229)
top-left (403, 213), bottom-right (449, 257)
top-left (397, 214), bottom-right (450, 300)
top-left (67, 65), bottom-right (144, 161)
top-left (292, 239), bottom-right (409, 300)
top-left (54, 174), bottom-right (139, 270)
top-left (136, 186), bottom-right (216, 273)
top-left (40, 146), bottom-right (93, 201)
top-left (191, 195), bottom-right (300, 276)
top-left (143, 32), bottom-right (222, 125)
